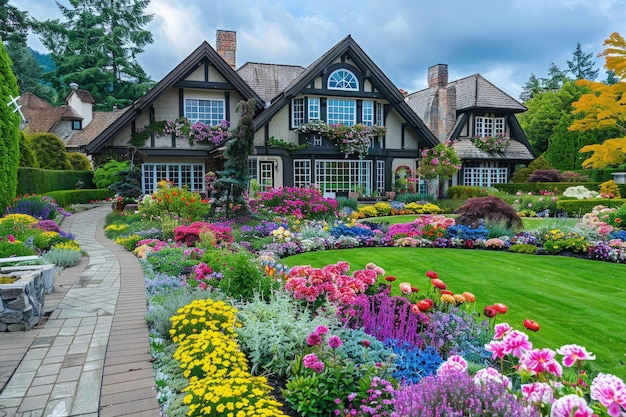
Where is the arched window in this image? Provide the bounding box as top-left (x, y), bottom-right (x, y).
top-left (328, 69), bottom-right (359, 90)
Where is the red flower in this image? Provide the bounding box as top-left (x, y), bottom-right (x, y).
top-left (441, 289), bottom-right (453, 296)
top-left (493, 303), bottom-right (508, 314)
top-left (410, 286), bottom-right (419, 293)
top-left (417, 300), bottom-right (432, 312)
top-left (431, 279), bottom-right (446, 290)
top-left (385, 276), bottom-right (396, 282)
top-left (524, 319), bottom-right (540, 332)
top-left (361, 339), bottom-right (371, 348)
top-left (483, 305), bottom-right (497, 318)
top-left (426, 270), bottom-right (438, 279)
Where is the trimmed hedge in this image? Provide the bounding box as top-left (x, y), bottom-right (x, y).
top-left (44, 189), bottom-right (114, 207)
top-left (494, 182), bottom-right (626, 196)
top-left (557, 198), bottom-right (626, 216)
top-left (572, 169), bottom-right (624, 183)
top-left (17, 168), bottom-right (95, 195)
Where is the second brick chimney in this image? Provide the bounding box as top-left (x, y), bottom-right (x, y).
top-left (216, 30), bottom-right (236, 69)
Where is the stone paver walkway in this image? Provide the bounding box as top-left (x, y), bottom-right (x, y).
top-left (0, 204), bottom-right (160, 417)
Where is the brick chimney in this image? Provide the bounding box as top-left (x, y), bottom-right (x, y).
top-left (216, 30), bottom-right (236, 69)
top-left (427, 64), bottom-right (448, 88)
top-left (425, 64), bottom-right (456, 141)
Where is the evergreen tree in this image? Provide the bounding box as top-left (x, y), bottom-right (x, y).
top-left (18, 131), bottom-right (38, 168)
top-left (541, 63), bottom-right (570, 91)
top-left (604, 69), bottom-right (619, 85)
top-left (34, 0), bottom-right (154, 109)
top-left (519, 73), bottom-right (542, 102)
top-left (6, 42), bottom-right (56, 103)
top-left (566, 42), bottom-right (599, 81)
top-left (0, 40), bottom-right (21, 212)
top-left (0, 0), bottom-right (30, 45)
top-left (29, 133), bottom-right (72, 170)
top-left (544, 118), bottom-right (596, 170)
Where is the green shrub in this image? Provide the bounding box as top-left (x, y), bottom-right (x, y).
top-left (508, 243), bottom-right (538, 254)
top-left (44, 189), bottom-right (114, 206)
top-left (0, 241), bottom-right (37, 258)
top-left (67, 152), bottom-right (92, 171)
top-left (395, 193), bottom-right (435, 203)
top-left (41, 247), bottom-right (82, 267)
top-left (28, 133), bottom-right (72, 170)
top-left (17, 167), bottom-right (95, 195)
top-left (93, 160), bottom-right (129, 189)
top-left (336, 196), bottom-right (358, 211)
top-left (557, 198), bottom-right (626, 216)
top-left (446, 186), bottom-right (497, 199)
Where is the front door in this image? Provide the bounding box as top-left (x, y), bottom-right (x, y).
top-left (260, 161), bottom-right (274, 190)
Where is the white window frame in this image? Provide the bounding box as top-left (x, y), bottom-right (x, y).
top-left (362, 101), bottom-right (374, 126)
top-left (328, 69), bottom-right (359, 90)
top-left (293, 160), bottom-right (312, 188)
top-left (463, 162), bottom-right (507, 187)
top-left (375, 102), bottom-right (384, 126)
top-left (308, 97), bottom-right (320, 121)
top-left (142, 163), bottom-right (205, 194)
top-left (315, 160), bottom-right (372, 194)
top-left (327, 99), bottom-right (356, 126)
top-left (376, 160), bottom-right (385, 194)
top-left (184, 98), bottom-right (225, 125)
top-left (475, 116), bottom-right (506, 137)
top-left (292, 98), bottom-right (305, 128)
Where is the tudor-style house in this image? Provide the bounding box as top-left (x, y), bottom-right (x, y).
top-left (85, 30), bottom-right (533, 197)
top-left (407, 64), bottom-right (535, 188)
top-left (86, 31), bottom-right (439, 198)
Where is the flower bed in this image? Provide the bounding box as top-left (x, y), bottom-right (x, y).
top-left (102, 186), bottom-right (626, 417)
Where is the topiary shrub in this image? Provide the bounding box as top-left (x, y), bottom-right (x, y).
top-left (67, 152), bottom-right (92, 171)
top-left (528, 169), bottom-right (563, 182)
top-left (454, 196), bottom-right (522, 230)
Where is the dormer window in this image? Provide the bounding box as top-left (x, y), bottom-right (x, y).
top-left (328, 69), bottom-right (358, 90)
top-left (72, 120), bottom-right (82, 130)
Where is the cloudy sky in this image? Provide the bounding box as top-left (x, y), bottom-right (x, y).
top-left (12, 0), bottom-right (626, 100)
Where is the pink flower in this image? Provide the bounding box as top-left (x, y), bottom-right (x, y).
top-left (550, 394), bottom-right (594, 417)
top-left (302, 353), bottom-right (324, 373)
top-left (314, 325), bottom-right (328, 336)
top-left (502, 330), bottom-right (532, 358)
top-left (473, 367), bottom-right (511, 389)
top-left (328, 335), bottom-right (342, 349)
top-left (521, 382), bottom-right (554, 404)
top-left (7, 235), bottom-right (15, 243)
top-left (590, 373), bottom-right (626, 417)
top-left (494, 323), bottom-right (512, 339)
top-left (485, 340), bottom-right (507, 360)
top-left (437, 355), bottom-right (467, 375)
top-left (519, 348), bottom-right (562, 377)
top-left (306, 332), bottom-right (323, 347)
top-left (556, 344), bottom-right (596, 367)
top-left (399, 282), bottom-right (412, 295)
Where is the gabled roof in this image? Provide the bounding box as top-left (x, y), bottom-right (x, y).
top-left (237, 62), bottom-right (305, 103)
top-left (86, 41), bottom-right (265, 154)
top-left (67, 89), bottom-right (95, 104)
top-left (407, 73), bottom-right (526, 119)
top-left (252, 35), bottom-right (439, 148)
top-left (19, 94), bottom-right (83, 133)
top-left (67, 109), bottom-right (130, 148)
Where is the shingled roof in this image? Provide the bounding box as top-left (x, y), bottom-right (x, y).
top-left (237, 62), bottom-right (305, 103)
top-left (407, 73), bottom-right (526, 120)
top-left (66, 108), bottom-right (129, 149)
top-left (454, 137), bottom-right (534, 161)
top-left (19, 93), bottom-right (83, 133)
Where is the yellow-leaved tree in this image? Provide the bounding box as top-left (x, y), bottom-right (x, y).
top-left (570, 32), bottom-right (626, 168)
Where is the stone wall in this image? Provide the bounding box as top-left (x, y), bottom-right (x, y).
top-left (0, 270), bottom-right (45, 331)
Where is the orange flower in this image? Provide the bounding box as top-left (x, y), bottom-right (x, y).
top-left (462, 292), bottom-right (476, 302)
top-left (453, 294), bottom-right (465, 304)
top-left (440, 294), bottom-right (455, 304)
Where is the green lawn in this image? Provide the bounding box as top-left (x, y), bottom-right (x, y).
top-left (282, 247), bottom-right (626, 379)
